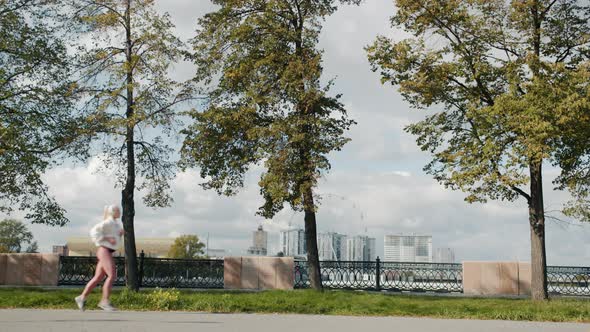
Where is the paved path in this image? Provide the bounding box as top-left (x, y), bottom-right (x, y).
top-left (0, 309), bottom-right (588, 332)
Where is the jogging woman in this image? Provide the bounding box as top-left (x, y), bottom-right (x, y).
top-left (75, 205), bottom-right (123, 311)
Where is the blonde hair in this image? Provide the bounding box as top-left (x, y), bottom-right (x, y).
top-left (103, 204), bottom-right (120, 220)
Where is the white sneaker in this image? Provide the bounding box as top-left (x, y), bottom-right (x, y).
top-left (74, 296), bottom-right (85, 311)
top-left (98, 300), bottom-right (117, 311)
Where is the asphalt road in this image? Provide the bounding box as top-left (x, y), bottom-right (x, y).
top-left (0, 309), bottom-right (588, 332)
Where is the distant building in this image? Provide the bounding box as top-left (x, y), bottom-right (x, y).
top-left (384, 234), bottom-right (432, 262)
top-left (280, 228), bottom-right (306, 257)
top-left (345, 235), bottom-right (376, 261)
top-left (434, 248), bottom-right (455, 263)
top-left (67, 237), bottom-right (175, 257)
top-left (247, 225), bottom-right (268, 256)
top-left (318, 232), bottom-right (347, 261)
top-left (52, 245), bottom-right (68, 256)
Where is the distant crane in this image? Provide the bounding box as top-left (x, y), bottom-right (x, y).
top-left (323, 193), bottom-right (367, 232)
top-left (322, 193), bottom-right (368, 261)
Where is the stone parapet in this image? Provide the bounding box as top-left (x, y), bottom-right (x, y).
top-left (224, 256), bottom-right (294, 290)
top-left (0, 253), bottom-right (60, 286)
top-left (463, 261), bottom-right (531, 296)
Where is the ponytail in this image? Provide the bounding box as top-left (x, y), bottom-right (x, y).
top-left (103, 204), bottom-right (118, 220)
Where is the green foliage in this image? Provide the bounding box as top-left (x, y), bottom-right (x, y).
top-left (552, 63), bottom-right (590, 222)
top-left (367, 0), bottom-right (590, 206)
top-left (167, 235), bottom-right (206, 259)
top-left (181, 0), bottom-right (357, 218)
top-left (1, 288), bottom-right (590, 322)
top-left (0, 219), bottom-right (37, 253)
top-left (0, 0), bottom-right (86, 226)
top-left (145, 288), bottom-right (181, 310)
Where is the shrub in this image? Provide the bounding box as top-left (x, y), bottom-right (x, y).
top-left (146, 288), bottom-right (181, 310)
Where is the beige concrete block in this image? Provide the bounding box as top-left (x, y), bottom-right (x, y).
top-left (462, 262), bottom-right (482, 295)
top-left (23, 254), bottom-right (42, 286)
top-left (41, 254), bottom-right (60, 286)
top-left (275, 257), bottom-right (294, 290)
top-left (258, 257), bottom-right (276, 290)
top-left (463, 261), bottom-right (532, 296)
top-left (241, 257), bottom-right (259, 289)
top-left (480, 262), bottom-right (501, 295)
top-left (0, 255), bottom-right (7, 285)
top-left (5, 254), bottom-right (25, 285)
top-left (223, 256), bottom-right (295, 290)
top-left (223, 257), bottom-right (242, 289)
top-left (518, 262), bottom-right (532, 296)
top-left (498, 262), bottom-right (519, 295)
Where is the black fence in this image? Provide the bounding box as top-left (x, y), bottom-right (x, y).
top-left (295, 259), bottom-right (590, 296)
top-left (294, 259), bottom-right (463, 293)
top-left (140, 257), bottom-right (224, 288)
top-left (58, 255), bottom-right (590, 296)
top-left (547, 266), bottom-right (590, 296)
top-left (58, 256), bottom-right (127, 286)
top-left (58, 254), bottom-right (224, 289)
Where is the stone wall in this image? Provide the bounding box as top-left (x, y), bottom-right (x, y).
top-left (1, 254), bottom-right (538, 296)
top-left (0, 253), bottom-right (60, 286)
top-left (224, 257), bottom-right (294, 290)
top-left (463, 261), bottom-right (531, 296)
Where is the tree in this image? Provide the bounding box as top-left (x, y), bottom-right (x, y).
top-left (0, 0), bottom-right (86, 226)
top-left (0, 219), bottom-right (38, 253)
top-left (70, 0), bottom-right (195, 291)
top-left (167, 235), bottom-right (206, 259)
top-left (367, 0), bottom-right (590, 300)
top-left (180, 0), bottom-right (361, 290)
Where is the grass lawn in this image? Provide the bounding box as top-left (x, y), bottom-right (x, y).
top-left (0, 288), bottom-right (588, 323)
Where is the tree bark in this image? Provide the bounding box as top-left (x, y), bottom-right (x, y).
top-left (303, 187), bottom-right (322, 291)
top-left (122, 0), bottom-right (139, 291)
top-left (529, 160), bottom-right (548, 300)
top-left (292, 7), bottom-right (321, 291)
top-left (527, 2), bottom-right (548, 301)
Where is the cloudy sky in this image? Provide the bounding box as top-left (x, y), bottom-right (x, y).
top-left (7, 0), bottom-right (590, 265)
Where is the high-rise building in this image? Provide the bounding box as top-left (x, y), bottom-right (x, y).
top-left (384, 234), bottom-right (432, 262)
top-left (318, 232), bottom-right (347, 261)
top-left (433, 247), bottom-right (455, 263)
top-left (345, 235), bottom-right (376, 261)
top-left (247, 225), bottom-right (268, 256)
top-left (279, 228), bottom-right (306, 257)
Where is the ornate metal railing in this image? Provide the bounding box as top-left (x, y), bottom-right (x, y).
top-left (58, 255), bottom-right (224, 288)
top-left (547, 266), bottom-right (590, 296)
top-left (380, 262), bottom-right (463, 292)
top-left (59, 255), bottom-right (589, 296)
top-left (140, 257), bottom-right (224, 288)
top-left (295, 259), bottom-right (463, 293)
top-left (58, 256), bottom-right (127, 286)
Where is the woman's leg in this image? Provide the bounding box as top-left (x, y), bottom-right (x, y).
top-left (100, 251), bottom-right (116, 302)
top-left (80, 256), bottom-right (106, 299)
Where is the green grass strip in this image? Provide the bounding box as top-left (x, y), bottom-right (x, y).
top-left (0, 288), bottom-right (588, 323)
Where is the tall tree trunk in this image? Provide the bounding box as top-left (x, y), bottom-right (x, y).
top-left (303, 187), bottom-right (322, 291)
top-left (292, 10), bottom-right (321, 291)
top-left (526, 2), bottom-right (548, 301)
top-left (529, 160), bottom-right (548, 300)
top-left (122, 0), bottom-right (139, 291)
